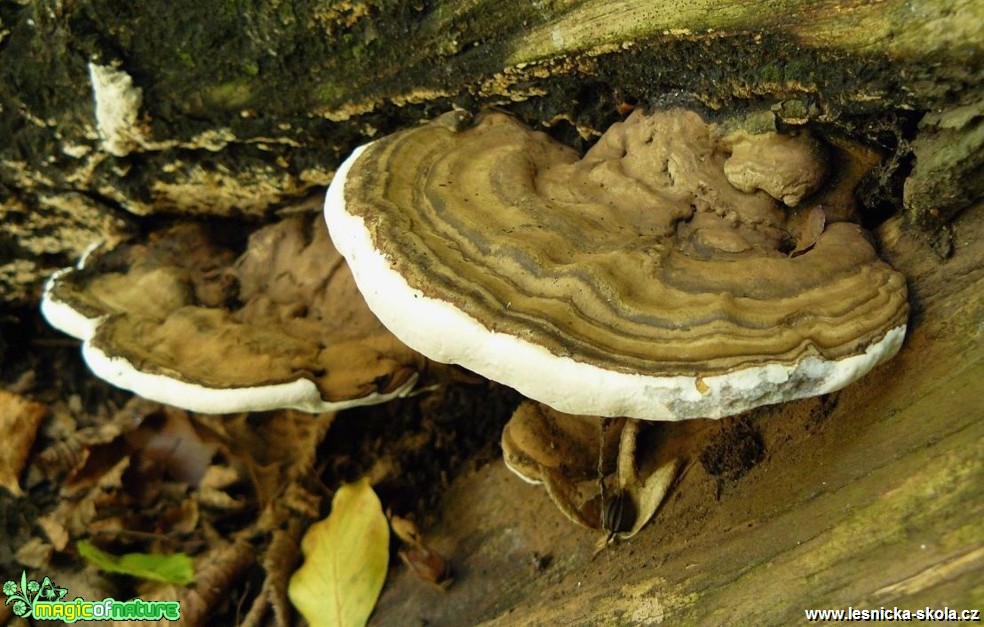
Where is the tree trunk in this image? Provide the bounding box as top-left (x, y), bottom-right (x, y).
top-left (1, 0), bottom-right (981, 301)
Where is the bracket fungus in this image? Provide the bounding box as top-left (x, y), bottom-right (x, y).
top-left (324, 108), bottom-right (908, 422)
top-left (325, 107), bottom-right (909, 536)
top-left (41, 213), bottom-right (425, 413)
top-left (502, 401), bottom-right (678, 541)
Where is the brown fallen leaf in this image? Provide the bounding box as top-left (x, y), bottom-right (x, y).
top-left (613, 420), bottom-right (681, 542)
top-left (788, 205), bottom-right (826, 257)
top-left (195, 409), bottom-right (334, 509)
top-left (40, 456), bottom-right (130, 544)
top-left (39, 398), bottom-right (156, 490)
top-left (0, 390), bottom-right (46, 496)
top-left (501, 404), bottom-right (680, 548)
top-left (389, 513), bottom-right (452, 590)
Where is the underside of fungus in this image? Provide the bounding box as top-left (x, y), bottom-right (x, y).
top-left (41, 212), bottom-right (425, 413)
top-left (326, 108), bottom-right (908, 421)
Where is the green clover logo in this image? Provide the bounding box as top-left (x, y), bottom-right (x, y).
top-left (2, 571), bottom-right (65, 618)
top-left (2, 572), bottom-right (34, 618)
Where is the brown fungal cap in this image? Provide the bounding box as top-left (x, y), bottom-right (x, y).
top-left (42, 213), bottom-right (425, 413)
top-left (502, 400), bottom-right (623, 486)
top-left (327, 108), bottom-right (908, 420)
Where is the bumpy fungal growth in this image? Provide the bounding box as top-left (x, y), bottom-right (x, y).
top-left (723, 130), bottom-right (828, 206)
top-left (326, 108), bottom-right (908, 421)
top-left (41, 213), bottom-right (424, 413)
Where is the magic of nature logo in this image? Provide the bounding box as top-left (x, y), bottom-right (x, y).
top-left (3, 571), bottom-right (180, 623)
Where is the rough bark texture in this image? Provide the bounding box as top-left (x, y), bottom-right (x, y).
top-left (1, 0), bottom-right (982, 301)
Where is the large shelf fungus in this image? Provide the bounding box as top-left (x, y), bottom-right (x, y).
top-left (325, 108), bottom-right (908, 422)
top-left (41, 214), bottom-right (426, 413)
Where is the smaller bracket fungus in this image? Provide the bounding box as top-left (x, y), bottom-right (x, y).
top-left (502, 401), bottom-right (678, 541)
top-left (41, 213), bottom-right (425, 413)
top-left (325, 108), bottom-right (909, 422)
top-left (501, 401), bottom-right (623, 488)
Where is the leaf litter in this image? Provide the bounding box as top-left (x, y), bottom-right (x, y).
top-left (1, 287), bottom-right (518, 625)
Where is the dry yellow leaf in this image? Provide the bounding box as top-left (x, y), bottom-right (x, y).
top-left (288, 479), bottom-right (389, 627)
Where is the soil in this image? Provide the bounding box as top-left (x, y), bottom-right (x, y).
top-left (1, 206), bottom-right (981, 626)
